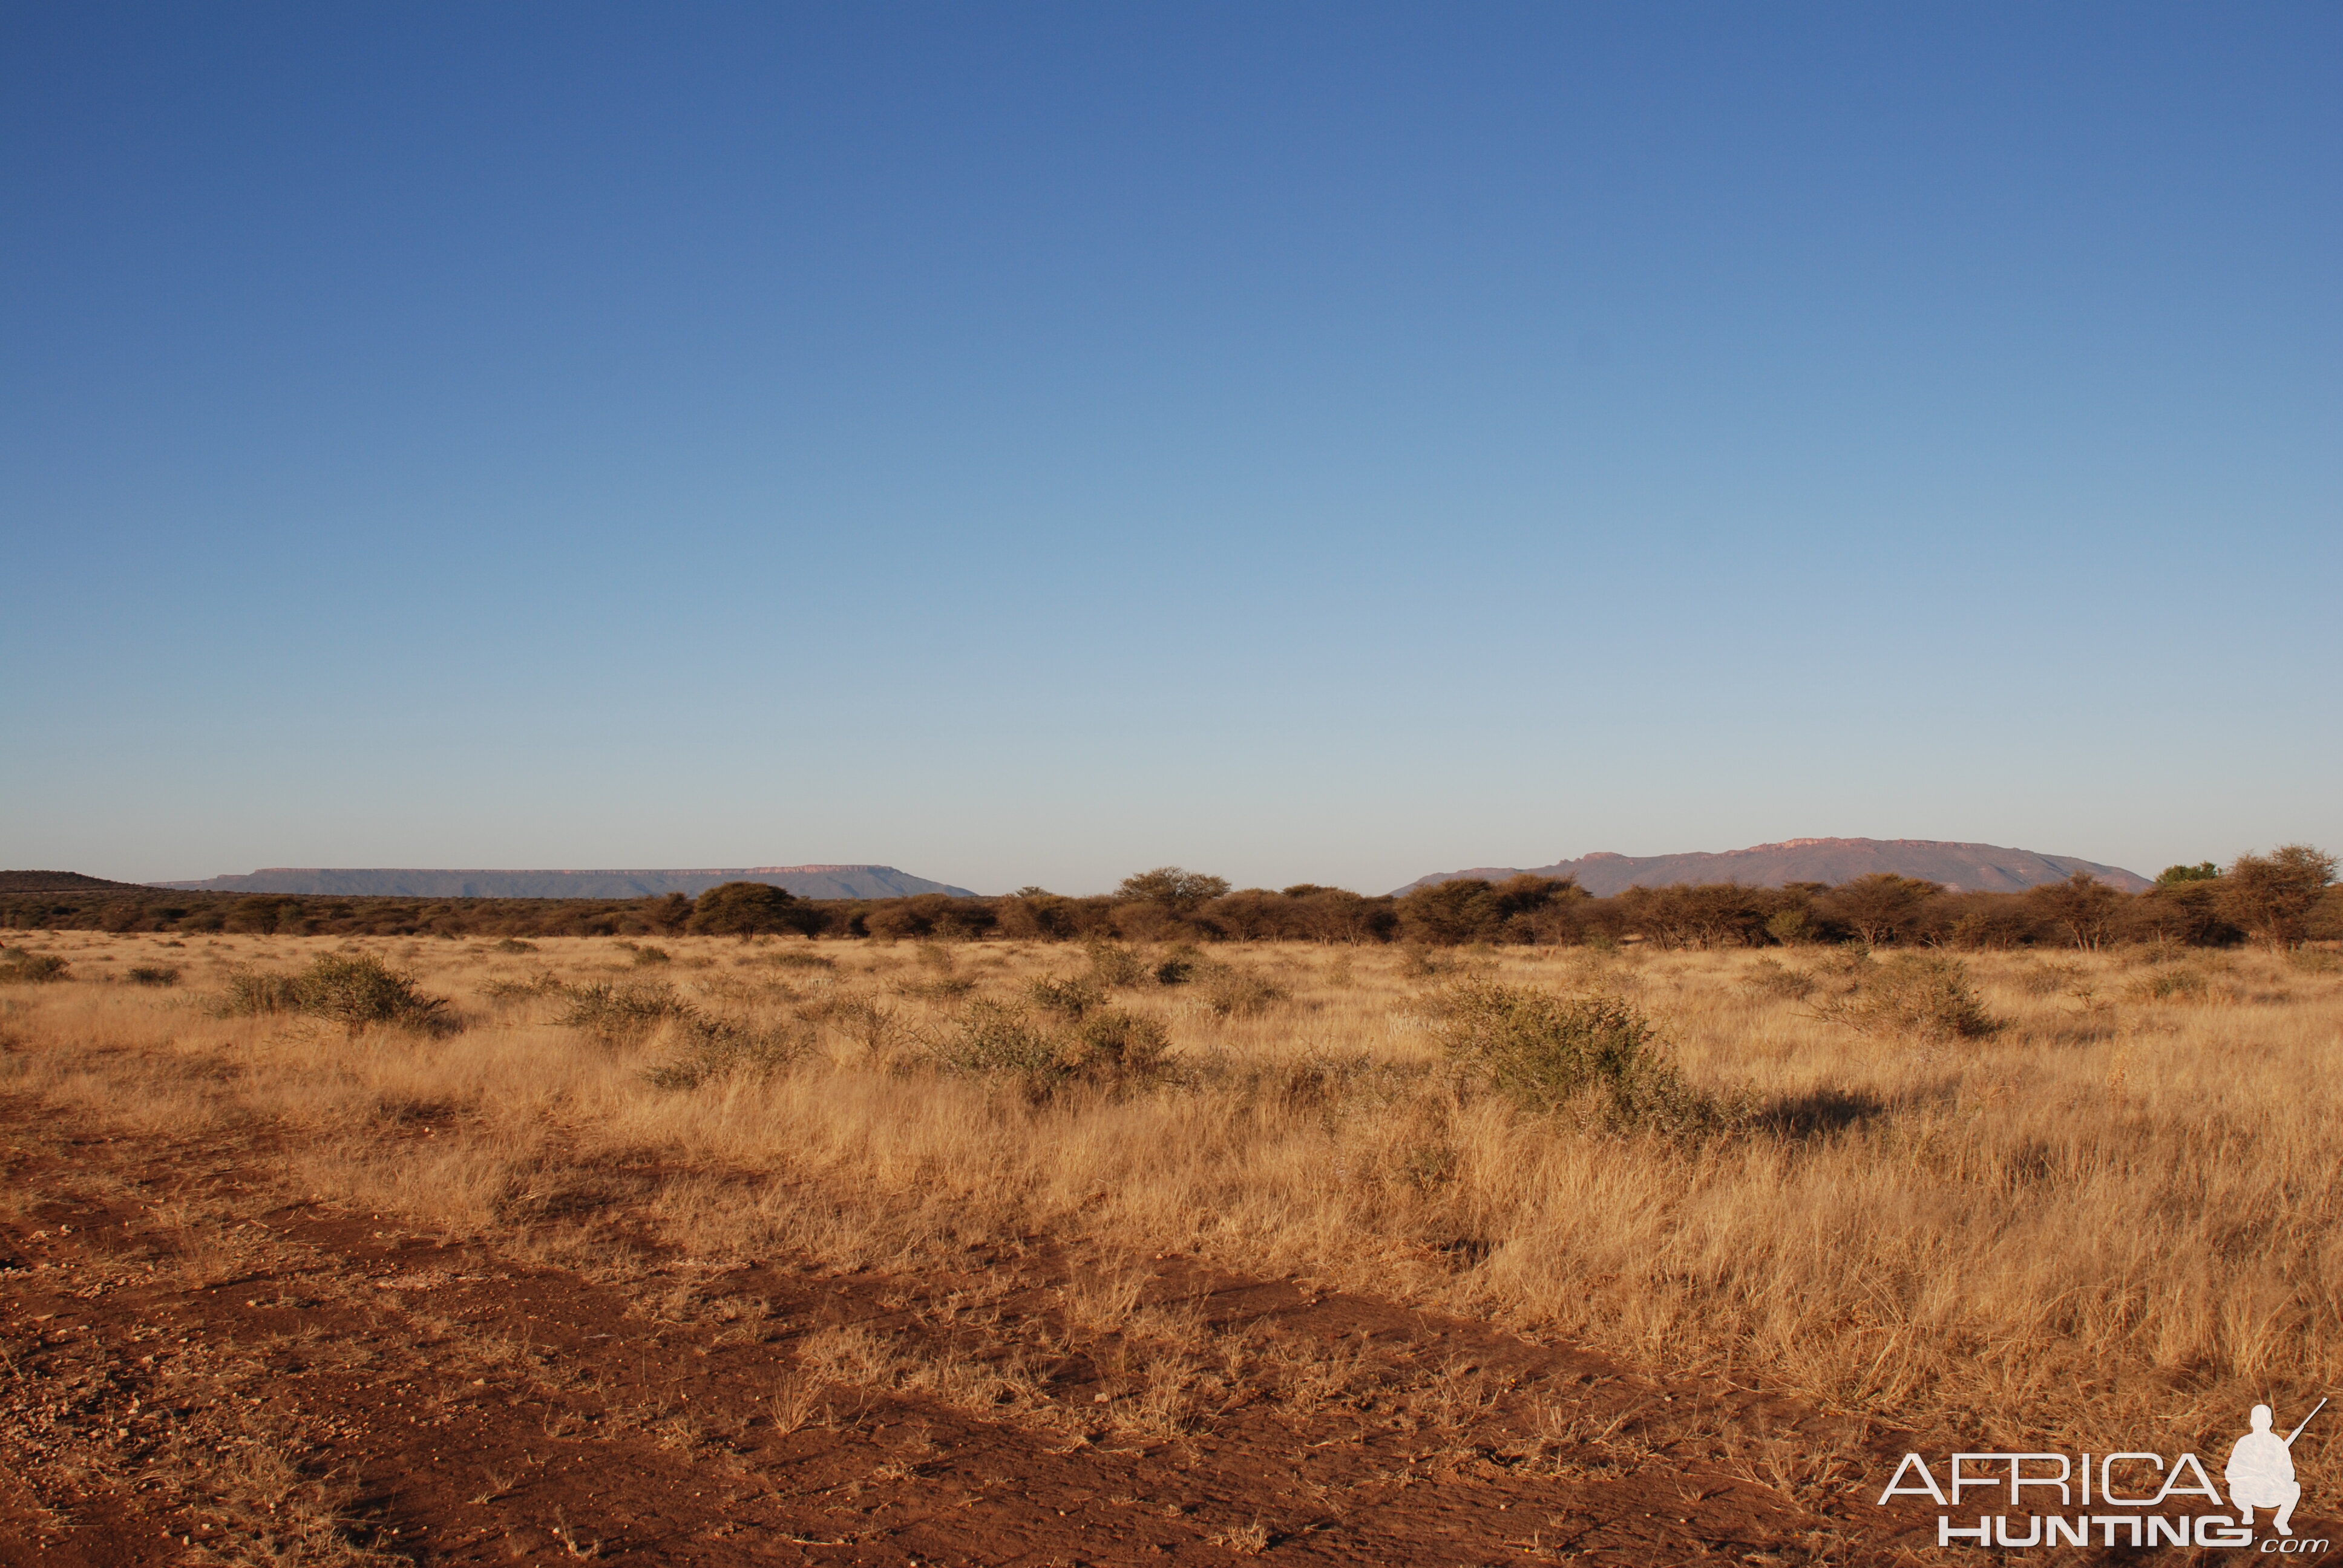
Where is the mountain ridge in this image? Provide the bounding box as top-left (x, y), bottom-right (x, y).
top-left (1395, 838), bottom-right (2152, 897)
top-left (152, 866), bottom-right (979, 900)
top-left (0, 870), bottom-right (157, 894)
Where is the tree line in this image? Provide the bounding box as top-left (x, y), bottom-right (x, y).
top-left (3, 848), bottom-right (2333, 951)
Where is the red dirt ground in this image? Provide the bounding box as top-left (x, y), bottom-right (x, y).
top-left (1, 1093), bottom-right (2296, 1566)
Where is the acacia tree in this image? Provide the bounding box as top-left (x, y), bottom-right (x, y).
top-left (2217, 845), bottom-right (2337, 949)
top-left (1397, 878), bottom-right (1504, 946)
top-left (687, 880), bottom-right (812, 938)
top-left (1817, 875), bottom-right (1941, 947)
top-left (2027, 871), bottom-right (2122, 950)
top-left (1116, 867), bottom-right (1231, 915)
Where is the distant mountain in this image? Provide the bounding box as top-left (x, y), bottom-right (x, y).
top-left (1395, 838), bottom-right (2152, 897)
top-left (154, 866), bottom-right (980, 900)
top-left (0, 870), bottom-right (157, 893)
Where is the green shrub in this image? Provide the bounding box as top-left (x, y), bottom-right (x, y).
top-left (932, 998), bottom-right (1168, 1096)
top-left (1063, 1008), bottom-right (1170, 1080)
top-left (807, 991), bottom-right (904, 1057)
top-left (1085, 941), bottom-right (1150, 988)
top-left (217, 955), bottom-right (453, 1033)
top-left (1743, 957), bottom-right (1814, 1000)
top-left (1430, 978), bottom-right (1711, 1128)
top-left (556, 980), bottom-right (695, 1040)
top-left (0, 949), bottom-right (70, 984)
top-left (1027, 975), bottom-right (1104, 1019)
top-left (1201, 964), bottom-right (1286, 1019)
top-left (1398, 944), bottom-right (1448, 978)
top-left (643, 1013), bottom-right (810, 1088)
top-left (481, 972), bottom-right (565, 1001)
top-left (219, 969), bottom-right (303, 1014)
top-left (1153, 943), bottom-right (1201, 985)
top-left (2124, 965), bottom-right (2214, 1001)
top-left (934, 999), bottom-right (1064, 1082)
top-left (290, 953), bottom-right (456, 1033)
top-left (126, 965), bottom-right (182, 987)
top-left (1813, 953), bottom-right (2001, 1041)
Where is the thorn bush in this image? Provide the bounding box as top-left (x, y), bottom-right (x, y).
top-left (1810, 952), bottom-right (2002, 1041)
top-left (0, 949), bottom-right (71, 984)
top-left (219, 953), bottom-right (456, 1034)
top-left (1429, 977), bottom-right (1716, 1129)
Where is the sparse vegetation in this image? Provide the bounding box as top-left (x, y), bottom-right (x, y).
top-left (4, 913), bottom-right (2342, 1489)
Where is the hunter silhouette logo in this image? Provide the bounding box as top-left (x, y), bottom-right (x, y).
top-left (2230, 1399), bottom-right (2323, 1538)
top-left (1876, 1399), bottom-right (2328, 1552)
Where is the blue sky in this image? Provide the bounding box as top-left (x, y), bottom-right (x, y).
top-left (4, 4), bottom-right (2336, 893)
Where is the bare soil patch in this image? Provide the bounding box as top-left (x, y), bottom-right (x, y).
top-left (0, 1094), bottom-right (1928, 1567)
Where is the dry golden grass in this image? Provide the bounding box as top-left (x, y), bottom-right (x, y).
top-left (4, 927), bottom-right (2339, 1455)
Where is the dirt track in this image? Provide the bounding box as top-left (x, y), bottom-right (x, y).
top-left (0, 1093), bottom-right (2135, 1566)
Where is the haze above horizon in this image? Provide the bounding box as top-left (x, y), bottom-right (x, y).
top-left (5, 4), bottom-right (2336, 895)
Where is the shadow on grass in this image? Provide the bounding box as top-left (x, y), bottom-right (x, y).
top-left (1749, 1086), bottom-right (1892, 1139)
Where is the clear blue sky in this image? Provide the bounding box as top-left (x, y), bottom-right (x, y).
top-left (5, 4), bottom-right (2336, 894)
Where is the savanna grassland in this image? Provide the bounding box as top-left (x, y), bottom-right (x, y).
top-left (1, 928), bottom-right (2337, 1565)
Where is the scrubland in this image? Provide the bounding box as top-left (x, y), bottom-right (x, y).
top-left (4, 927), bottom-right (2339, 1463)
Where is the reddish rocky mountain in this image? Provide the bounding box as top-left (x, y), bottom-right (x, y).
top-left (1396, 837), bottom-right (2151, 897)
